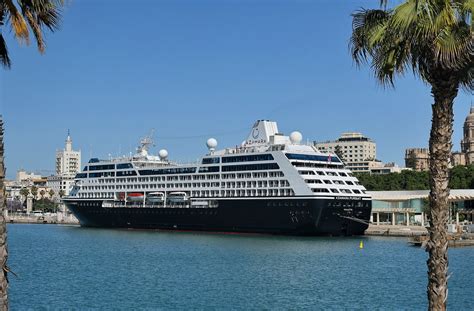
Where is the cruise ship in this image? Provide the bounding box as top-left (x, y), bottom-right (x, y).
top-left (63, 120), bottom-right (372, 235)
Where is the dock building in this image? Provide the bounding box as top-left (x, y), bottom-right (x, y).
top-left (369, 190), bottom-right (474, 227)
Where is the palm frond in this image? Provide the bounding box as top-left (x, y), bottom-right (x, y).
top-left (350, 0), bottom-right (474, 88)
top-left (4, 0), bottom-right (29, 44)
top-left (350, 8), bottom-right (391, 65)
top-left (434, 21), bottom-right (473, 69)
top-left (0, 34), bottom-right (11, 68)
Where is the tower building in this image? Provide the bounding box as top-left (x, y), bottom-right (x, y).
top-left (461, 107), bottom-right (474, 165)
top-left (55, 130), bottom-right (81, 176)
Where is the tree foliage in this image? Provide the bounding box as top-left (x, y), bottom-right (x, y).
top-left (355, 165), bottom-right (474, 191)
top-left (0, 0), bottom-right (65, 68)
top-left (33, 198), bottom-right (57, 212)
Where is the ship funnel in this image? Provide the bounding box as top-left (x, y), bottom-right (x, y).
top-left (243, 120), bottom-right (279, 147)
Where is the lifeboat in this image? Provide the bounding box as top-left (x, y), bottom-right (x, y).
top-left (147, 192), bottom-right (165, 203)
top-left (167, 192), bottom-right (188, 203)
top-left (127, 192), bottom-right (144, 202)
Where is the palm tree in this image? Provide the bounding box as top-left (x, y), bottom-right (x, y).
top-left (39, 189), bottom-right (45, 200)
top-left (0, 119), bottom-right (7, 309)
top-left (30, 186), bottom-right (38, 200)
top-left (350, 1), bottom-right (473, 309)
top-left (19, 187), bottom-right (29, 203)
top-left (0, 0), bottom-right (64, 68)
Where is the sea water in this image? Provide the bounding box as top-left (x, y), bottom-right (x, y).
top-left (7, 224), bottom-right (474, 310)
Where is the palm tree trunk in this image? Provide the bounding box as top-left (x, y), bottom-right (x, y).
top-left (0, 118), bottom-right (8, 310)
top-left (427, 75), bottom-right (459, 311)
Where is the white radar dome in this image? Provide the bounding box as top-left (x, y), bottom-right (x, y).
top-left (158, 149), bottom-right (168, 159)
top-left (206, 138), bottom-right (218, 150)
top-left (290, 131), bottom-right (303, 144)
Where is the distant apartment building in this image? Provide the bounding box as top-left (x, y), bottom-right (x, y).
top-left (405, 148), bottom-right (429, 171)
top-left (314, 132), bottom-right (377, 172)
top-left (369, 162), bottom-right (409, 175)
top-left (16, 169), bottom-right (42, 185)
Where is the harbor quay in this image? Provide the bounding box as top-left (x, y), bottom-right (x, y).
top-left (6, 211), bottom-right (79, 225)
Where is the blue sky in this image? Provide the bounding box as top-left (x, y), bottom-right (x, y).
top-left (0, 0), bottom-right (472, 179)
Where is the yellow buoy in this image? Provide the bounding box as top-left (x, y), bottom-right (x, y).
top-left (359, 240), bottom-right (364, 249)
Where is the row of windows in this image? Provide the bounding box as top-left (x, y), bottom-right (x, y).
top-left (88, 164), bottom-right (115, 171)
top-left (117, 163), bottom-right (134, 169)
top-left (298, 169), bottom-right (351, 178)
top-left (305, 179), bottom-right (356, 186)
top-left (117, 171), bottom-right (137, 177)
top-left (198, 166), bottom-right (220, 173)
top-left (202, 157), bottom-right (220, 164)
top-left (222, 154), bottom-right (274, 163)
top-left (79, 188), bottom-right (295, 199)
top-left (312, 188), bottom-right (363, 194)
top-left (292, 162), bottom-right (341, 169)
top-left (222, 163), bottom-right (280, 172)
top-left (81, 179), bottom-right (290, 191)
top-left (139, 167), bottom-right (197, 175)
top-left (89, 172), bottom-right (115, 178)
top-left (286, 153), bottom-right (341, 163)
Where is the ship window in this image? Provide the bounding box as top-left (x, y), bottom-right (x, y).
top-left (202, 157), bottom-right (220, 164)
top-left (75, 173), bottom-right (87, 179)
top-left (341, 189), bottom-right (352, 194)
top-left (83, 166), bottom-right (88, 171)
top-left (222, 154), bottom-right (274, 163)
top-left (323, 180), bottom-right (332, 184)
top-left (330, 189), bottom-right (339, 193)
top-left (199, 166), bottom-right (220, 173)
top-left (89, 164), bottom-right (115, 171)
top-left (116, 170), bottom-right (138, 177)
top-left (346, 181), bottom-right (354, 185)
top-left (222, 163), bottom-right (279, 172)
top-left (298, 170), bottom-right (315, 175)
top-left (316, 171), bottom-right (325, 175)
top-left (353, 189), bottom-right (361, 194)
top-left (117, 163), bottom-right (133, 169)
top-left (312, 188), bottom-right (330, 193)
top-left (285, 153), bottom-right (341, 163)
top-left (339, 172), bottom-right (347, 177)
top-left (139, 167), bottom-right (196, 175)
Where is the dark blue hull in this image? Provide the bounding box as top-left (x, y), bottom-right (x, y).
top-left (64, 198), bottom-right (371, 236)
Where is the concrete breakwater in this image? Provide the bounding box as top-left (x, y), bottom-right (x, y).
top-left (365, 225), bottom-right (474, 247)
top-left (365, 225), bottom-right (428, 237)
top-left (7, 213), bottom-right (79, 225)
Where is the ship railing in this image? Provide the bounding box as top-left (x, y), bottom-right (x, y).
top-left (102, 201), bottom-right (218, 209)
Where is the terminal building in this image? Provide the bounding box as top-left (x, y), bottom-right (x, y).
top-left (369, 190), bottom-right (474, 226)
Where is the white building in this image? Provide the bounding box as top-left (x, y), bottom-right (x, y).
top-left (48, 131), bottom-right (81, 197)
top-left (47, 175), bottom-right (75, 197)
top-left (314, 132), bottom-right (377, 172)
top-left (16, 169), bottom-right (42, 185)
top-left (55, 131), bottom-right (81, 177)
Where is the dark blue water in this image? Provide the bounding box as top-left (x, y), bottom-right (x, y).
top-left (6, 224), bottom-right (474, 310)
